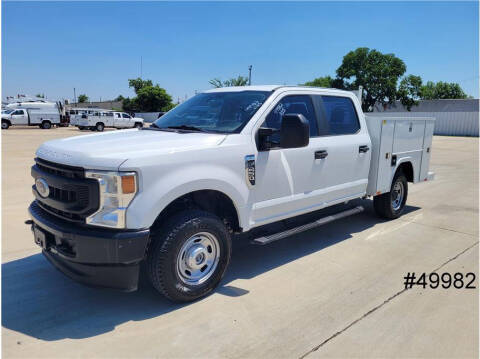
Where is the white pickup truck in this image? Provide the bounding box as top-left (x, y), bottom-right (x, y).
top-left (2, 106), bottom-right (62, 129)
top-left (77, 111), bottom-right (144, 131)
top-left (28, 86), bottom-right (434, 302)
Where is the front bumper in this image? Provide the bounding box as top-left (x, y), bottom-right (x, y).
top-left (29, 201), bottom-right (150, 291)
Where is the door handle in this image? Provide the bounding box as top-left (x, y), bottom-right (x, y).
top-left (359, 145), bottom-right (370, 153)
top-left (315, 150), bottom-right (328, 159)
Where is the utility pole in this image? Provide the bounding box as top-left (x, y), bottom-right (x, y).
top-left (73, 88), bottom-right (77, 107)
top-left (248, 65), bottom-right (252, 86)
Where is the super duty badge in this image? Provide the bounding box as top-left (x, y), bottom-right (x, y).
top-left (245, 155), bottom-right (255, 186)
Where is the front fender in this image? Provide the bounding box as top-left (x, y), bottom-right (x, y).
top-left (125, 164), bottom-right (250, 230)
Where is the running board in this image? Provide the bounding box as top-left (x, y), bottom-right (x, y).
top-left (252, 206), bottom-right (364, 245)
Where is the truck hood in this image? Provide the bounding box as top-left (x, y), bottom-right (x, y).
top-left (36, 129), bottom-right (227, 170)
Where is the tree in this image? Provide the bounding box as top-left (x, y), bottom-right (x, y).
top-left (114, 95), bottom-right (125, 102)
top-left (397, 75), bottom-right (423, 111)
top-left (420, 81), bottom-right (467, 100)
top-left (336, 47), bottom-right (406, 112)
top-left (301, 76), bottom-right (346, 89)
top-left (135, 85), bottom-right (173, 112)
top-left (209, 76), bottom-right (249, 88)
top-left (35, 93), bottom-right (45, 98)
top-left (302, 76), bottom-right (333, 87)
top-left (128, 78), bottom-right (153, 93)
top-left (122, 78), bottom-right (174, 112)
top-left (78, 94), bottom-right (89, 103)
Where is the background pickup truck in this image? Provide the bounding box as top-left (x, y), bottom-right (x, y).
top-left (2, 107), bottom-right (61, 129)
top-left (77, 110), bottom-right (144, 131)
top-left (28, 85), bottom-right (434, 302)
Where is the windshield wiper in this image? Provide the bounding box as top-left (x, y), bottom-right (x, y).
top-left (167, 125), bottom-right (206, 132)
top-left (142, 122), bottom-right (177, 132)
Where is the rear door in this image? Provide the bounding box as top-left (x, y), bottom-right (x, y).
top-left (113, 112), bottom-right (122, 127)
top-left (309, 94), bottom-right (371, 204)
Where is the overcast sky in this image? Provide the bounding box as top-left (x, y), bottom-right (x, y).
top-left (2, 1), bottom-right (479, 102)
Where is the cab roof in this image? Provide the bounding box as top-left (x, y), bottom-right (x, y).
top-left (204, 85), bottom-right (354, 96)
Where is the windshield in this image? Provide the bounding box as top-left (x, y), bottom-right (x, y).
top-left (153, 91), bottom-right (271, 133)
top-left (2, 109), bottom-right (13, 114)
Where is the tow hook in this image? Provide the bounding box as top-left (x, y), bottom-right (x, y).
top-left (25, 219), bottom-right (34, 231)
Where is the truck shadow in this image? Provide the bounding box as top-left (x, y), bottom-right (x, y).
top-left (2, 199), bottom-right (419, 341)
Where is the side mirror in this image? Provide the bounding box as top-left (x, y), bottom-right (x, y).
top-left (279, 113), bottom-right (309, 149)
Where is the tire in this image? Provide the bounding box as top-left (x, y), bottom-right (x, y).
top-left (95, 123), bottom-right (104, 132)
top-left (146, 210), bottom-right (232, 302)
top-left (78, 126), bottom-right (85, 130)
top-left (41, 121), bottom-right (52, 129)
top-left (1, 121), bottom-right (9, 130)
top-left (373, 171), bottom-right (408, 219)
top-left (134, 122), bottom-right (143, 128)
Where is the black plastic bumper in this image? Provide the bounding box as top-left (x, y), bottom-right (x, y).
top-left (29, 201), bottom-right (150, 291)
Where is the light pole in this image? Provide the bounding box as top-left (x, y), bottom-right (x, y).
top-left (248, 65), bottom-right (252, 86)
top-left (73, 88), bottom-right (77, 107)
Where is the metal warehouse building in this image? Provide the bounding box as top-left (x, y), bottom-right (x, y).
top-left (370, 99), bottom-right (479, 137)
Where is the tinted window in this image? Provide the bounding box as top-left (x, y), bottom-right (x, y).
top-left (122, 113), bottom-right (131, 119)
top-left (115, 113), bottom-right (121, 118)
top-left (315, 96), bottom-right (360, 135)
top-left (105, 112), bottom-right (113, 117)
top-left (13, 110), bottom-right (24, 115)
top-left (263, 95), bottom-right (318, 138)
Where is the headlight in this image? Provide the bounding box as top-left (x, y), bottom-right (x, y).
top-left (85, 171), bottom-right (137, 228)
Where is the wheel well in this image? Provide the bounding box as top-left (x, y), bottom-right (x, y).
top-left (96, 122), bottom-right (104, 126)
top-left (134, 122), bottom-right (142, 126)
top-left (42, 120), bottom-right (51, 123)
top-left (153, 190), bottom-right (241, 233)
top-left (2, 119), bottom-right (11, 125)
top-left (397, 162), bottom-right (414, 182)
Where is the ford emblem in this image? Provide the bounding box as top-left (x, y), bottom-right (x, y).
top-left (35, 178), bottom-right (50, 198)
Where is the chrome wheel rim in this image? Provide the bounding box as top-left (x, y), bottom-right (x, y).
top-left (176, 232), bottom-right (220, 286)
top-left (391, 180), bottom-right (404, 211)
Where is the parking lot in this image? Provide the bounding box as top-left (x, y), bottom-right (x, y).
top-left (2, 127), bottom-right (478, 358)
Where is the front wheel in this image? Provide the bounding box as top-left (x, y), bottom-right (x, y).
top-left (1, 121), bottom-right (9, 130)
top-left (134, 122), bottom-right (143, 128)
top-left (373, 171), bottom-right (408, 219)
top-left (146, 210), bottom-right (232, 302)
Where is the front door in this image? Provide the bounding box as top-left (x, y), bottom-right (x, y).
top-left (11, 109), bottom-right (27, 125)
top-left (251, 94), bottom-right (323, 225)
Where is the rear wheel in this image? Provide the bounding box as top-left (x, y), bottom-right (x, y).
top-left (146, 210), bottom-right (232, 302)
top-left (1, 121), bottom-right (9, 130)
top-left (41, 121), bottom-right (52, 129)
top-left (373, 171), bottom-right (408, 219)
top-left (95, 122), bottom-right (104, 132)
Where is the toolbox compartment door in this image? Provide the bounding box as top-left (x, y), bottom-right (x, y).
top-left (419, 119), bottom-right (435, 182)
